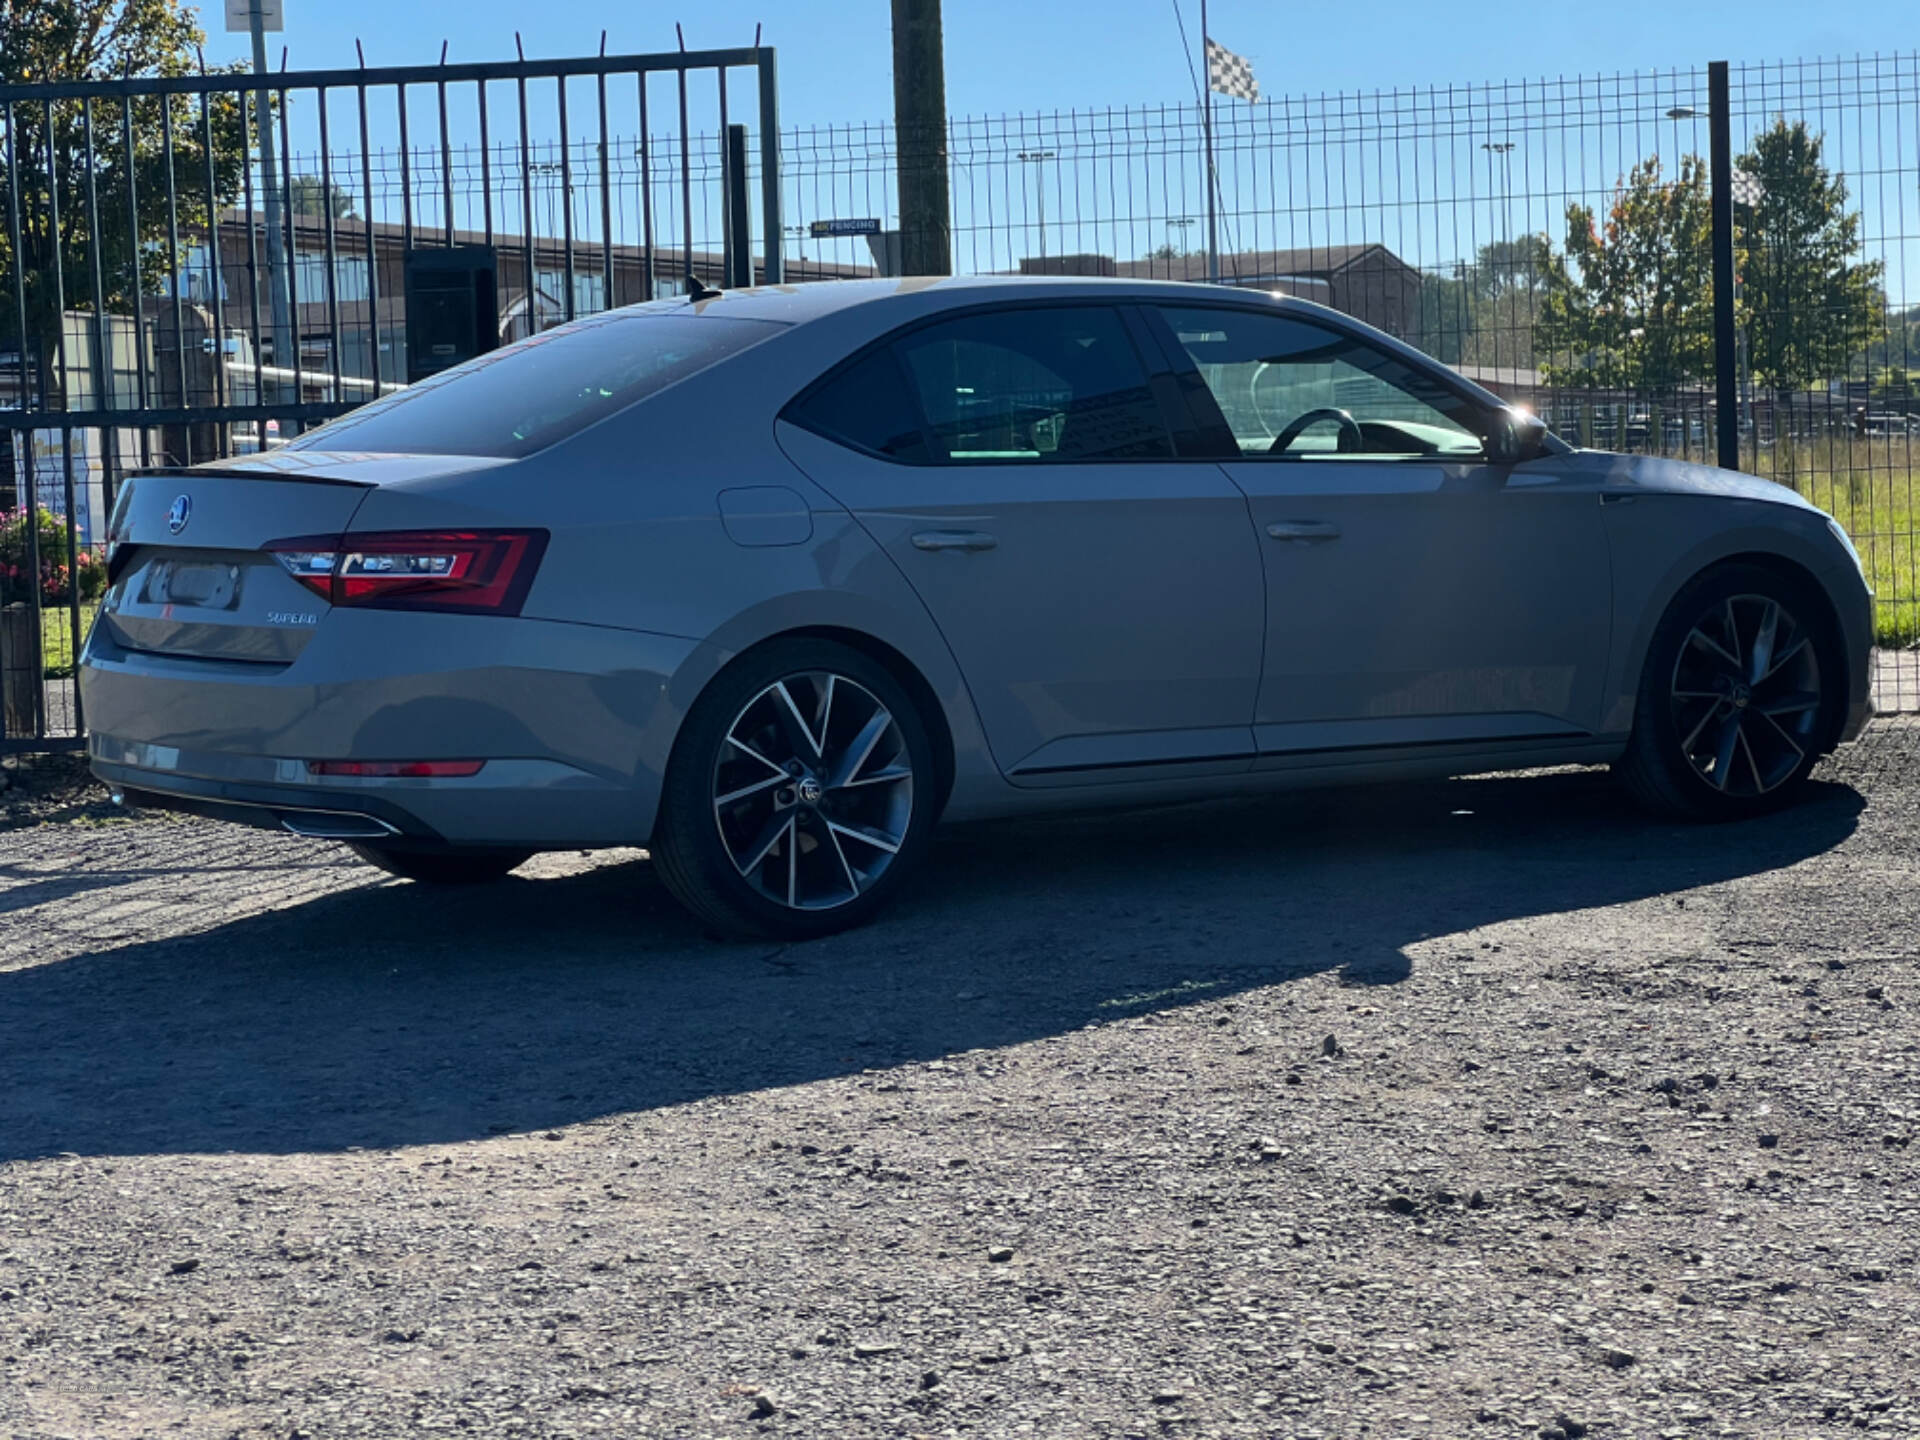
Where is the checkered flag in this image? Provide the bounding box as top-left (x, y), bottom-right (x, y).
top-left (1206, 37), bottom-right (1258, 103)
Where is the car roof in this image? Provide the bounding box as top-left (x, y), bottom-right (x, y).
top-left (624, 274), bottom-right (1330, 326)
top-left (616, 274), bottom-right (1520, 419)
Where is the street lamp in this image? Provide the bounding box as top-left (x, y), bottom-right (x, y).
top-left (1166, 216), bottom-right (1195, 259)
top-left (1481, 140), bottom-right (1516, 246)
top-left (1018, 149), bottom-right (1056, 262)
top-left (1480, 141), bottom-right (1515, 198)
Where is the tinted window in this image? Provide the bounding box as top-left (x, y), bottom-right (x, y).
top-left (290, 311), bottom-right (783, 459)
top-left (1158, 305), bottom-right (1487, 460)
top-left (894, 307), bottom-right (1171, 463)
top-left (787, 347), bottom-right (930, 461)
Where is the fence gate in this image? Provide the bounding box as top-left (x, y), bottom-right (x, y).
top-left (0, 44), bottom-right (784, 750)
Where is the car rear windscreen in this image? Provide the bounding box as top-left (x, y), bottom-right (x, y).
top-left (289, 311), bottom-right (785, 459)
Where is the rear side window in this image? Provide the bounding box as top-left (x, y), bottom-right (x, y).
top-left (787, 305), bottom-right (1172, 464)
top-left (290, 311), bottom-right (783, 459)
top-left (787, 348), bottom-right (931, 462)
top-left (896, 307), bottom-right (1171, 462)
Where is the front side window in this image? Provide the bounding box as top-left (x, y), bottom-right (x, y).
top-left (1158, 305), bottom-right (1487, 460)
top-left (290, 310), bottom-right (782, 459)
top-left (893, 306), bottom-right (1172, 463)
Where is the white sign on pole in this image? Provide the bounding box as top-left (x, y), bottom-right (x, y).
top-left (224, 0), bottom-right (283, 32)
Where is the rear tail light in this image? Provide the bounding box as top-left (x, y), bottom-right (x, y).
top-left (306, 759), bottom-right (487, 777)
top-left (266, 529), bottom-right (548, 614)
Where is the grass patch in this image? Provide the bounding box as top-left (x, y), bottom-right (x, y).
top-left (39, 601), bottom-right (99, 679)
top-left (1746, 435), bottom-right (1920, 649)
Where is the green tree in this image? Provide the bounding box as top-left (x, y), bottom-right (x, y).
top-left (287, 172), bottom-right (357, 219)
top-left (1417, 236), bottom-right (1557, 371)
top-left (1862, 303), bottom-right (1920, 404)
top-left (1736, 118), bottom-right (1885, 395)
top-left (1536, 154), bottom-right (1713, 391)
top-left (1415, 267), bottom-right (1472, 364)
top-left (0, 1), bottom-right (251, 402)
top-left (1861, 302), bottom-right (1920, 374)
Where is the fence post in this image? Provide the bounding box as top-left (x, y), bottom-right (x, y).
top-left (0, 603), bottom-right (40, 739)
top-left (757, 50), bottom-right (785, 285)
top-left (1708, 60), bottom-right (1740, 472)
top-left (724, 124), bottom-right (752, 288)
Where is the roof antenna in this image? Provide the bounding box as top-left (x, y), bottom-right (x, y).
top-left (439, 40), bottom-right (448, 64)
top-left (599, 30), bottom-right (608, 57)
top-left (687, 273), bottom-right (723, 301)
top-left (355, 38), bottom-right (366, 67)
top-left (514, 32), bottom-right (525, 62)
top-left (675, 23), bottom-right (687, 51)
top-left (754, 23), bottom-right (763, 46)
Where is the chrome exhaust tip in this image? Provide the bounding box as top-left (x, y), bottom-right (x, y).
top-left (277, 809), bottom-right (401, 840)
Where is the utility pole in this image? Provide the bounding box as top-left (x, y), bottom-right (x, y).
top-left (891, 0), bottom-right (951, 276)
top-left (248, 0), bottom-right (296, 432)
top-left (1200, 0), bottom-right (1218, 282)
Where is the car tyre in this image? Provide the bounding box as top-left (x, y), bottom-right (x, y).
top-left (348, 843), bottom-right (534, 883)
top-left (1615, 562), bottom-right (1844, 820)
top-left (652, 638), bottom-right (937, 940)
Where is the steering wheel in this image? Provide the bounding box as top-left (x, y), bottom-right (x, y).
top-left (1270, 407), bottom-right (1364, 455)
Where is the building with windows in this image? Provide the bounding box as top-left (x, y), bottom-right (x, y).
top-left (168, 211), bottom-right (869, 399)
top-left (1014, 244), bottom-right (1426, 345)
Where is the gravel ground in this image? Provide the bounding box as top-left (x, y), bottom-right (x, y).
top-left (2, 726), bottom-right (1918, 1440)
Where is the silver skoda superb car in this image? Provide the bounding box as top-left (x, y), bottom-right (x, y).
top-left (82, 277), bottom-right (1874, 938)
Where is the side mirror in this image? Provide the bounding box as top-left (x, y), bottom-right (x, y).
top-left (1486, 408), bottom-right (1549, 465)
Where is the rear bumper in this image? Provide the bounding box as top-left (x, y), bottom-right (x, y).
top-left (95, 765), bottom-right (424, 840)
top-left (90, 751), bottom-right (632, 847)
top-left (80, 610), bottom-right (703, 848)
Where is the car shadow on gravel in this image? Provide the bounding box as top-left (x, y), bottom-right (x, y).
top-left (0, 769), bottom-right (1864, 1160)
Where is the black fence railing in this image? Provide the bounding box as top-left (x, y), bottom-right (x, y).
top-left (0, 44), bottom-right (784, 750)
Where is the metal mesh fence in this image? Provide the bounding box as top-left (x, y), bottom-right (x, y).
top-left (779, 57), bottom-right (1919, 710)
top-left (1724, 58), bottom-right (1919, 667)
top-left (3, 51), bottom-right (1917, 749)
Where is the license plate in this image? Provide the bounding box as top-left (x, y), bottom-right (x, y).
top-left (143, 560), bottom-right (243, 610)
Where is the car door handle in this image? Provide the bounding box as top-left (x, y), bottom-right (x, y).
top-left (911, 530), bottom-right (999, 553)
top-left (1266, 520), bottom-right (1341, 543)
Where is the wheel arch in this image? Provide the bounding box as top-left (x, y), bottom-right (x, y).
top-left (661, 625), bottom-right (959, 827)
top-left (1600, 494), bottom-right (1864, 742)
top-left (1625, 549), bottom-right (1853, 755)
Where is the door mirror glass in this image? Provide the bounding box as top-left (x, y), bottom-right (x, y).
top-left (1487, 408), bottom-right (1549, 465)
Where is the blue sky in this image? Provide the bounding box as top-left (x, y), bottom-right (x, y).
top-left (190, 1), bottom-right (1918, 301)
top-left (198, 0), bottom-right (1910, 126)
